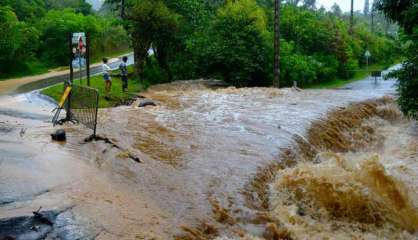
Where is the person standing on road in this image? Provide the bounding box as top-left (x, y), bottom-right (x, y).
top-left (119, 56), bottom-right (129, 92)
top-left (102, 58), bottom-right (112, 99)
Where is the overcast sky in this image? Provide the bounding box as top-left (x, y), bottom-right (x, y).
top-left (316, 0), bottom-right (373, 12)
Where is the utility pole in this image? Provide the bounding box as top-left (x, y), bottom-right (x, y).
top-left (274, 0), bottom-right (281, 88)
top-left (349, 0), bottom-right (354, 34)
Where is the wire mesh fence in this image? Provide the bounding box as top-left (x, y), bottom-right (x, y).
top-left (68, 84), bottom-right (99, 136)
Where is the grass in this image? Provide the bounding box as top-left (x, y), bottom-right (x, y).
top-left (41, 71), bottom-right (146, 108)
top-left (306, 63), bottom-right (394, 89)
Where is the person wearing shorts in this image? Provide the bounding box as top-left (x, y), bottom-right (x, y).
top-left (119, 56), bottom-right (128, 92)
top-left (102, 58), bottom-right (112, 98)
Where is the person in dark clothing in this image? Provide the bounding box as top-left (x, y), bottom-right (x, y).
top-left (119, 56), bottom-right (129, 92)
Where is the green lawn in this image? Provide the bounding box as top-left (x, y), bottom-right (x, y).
top-left (306, 63), bottom-right (394, 89)
top-left (41, 73), bottom-right (146, 108)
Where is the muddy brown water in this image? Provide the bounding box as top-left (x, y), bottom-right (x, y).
top-left (1, 69), bottom-right (416, 239)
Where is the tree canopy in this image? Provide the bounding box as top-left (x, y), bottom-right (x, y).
top-left (376, 0), bottom-right (417, 118)
top-left (0, 0), bottom-right (130, 78)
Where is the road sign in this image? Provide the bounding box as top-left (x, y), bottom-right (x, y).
top-left (72, 32), bottom-right (86, 45)
top-left (364, 50), bottom-right (371, 58)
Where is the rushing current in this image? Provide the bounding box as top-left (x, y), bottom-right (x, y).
top-left (0, 68), bottom-right (417, 239)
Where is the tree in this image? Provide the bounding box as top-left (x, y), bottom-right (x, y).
top-left (127, 0), bottom-right (179, 78)
top-left (38, 9), bottom-right (100, 65)
top-left (0, 0), bottom-right (46, 21)
top-left (376, 0), bottom-right (418, 118)
top-left (286, 0), bottom-right (301, 6)
top-left (200, 0), bottom-right (270, 87)
top-left (363, 0), bottom-right (369, 16)
top-left (303, 0), bottom-right (316, 9)
top-left (331, 3), bottom-right (342, 17)
top-left (45, 0), bottom-right (93, 15)
top-left (0, 6), bottom-right (39, 74)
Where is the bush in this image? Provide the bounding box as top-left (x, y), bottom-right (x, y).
top-left (199, 0), bottom-right (271, 87)
top-left (393, 62), bottom-right (418, 118)
top-left (0, 6), bottom-right (39, 74)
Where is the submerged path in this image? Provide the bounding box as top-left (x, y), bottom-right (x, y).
top-left (0, 68), bottom-right (401, 239)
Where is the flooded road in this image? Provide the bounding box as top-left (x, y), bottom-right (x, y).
top-left (1, 68), bottom-right (416, 239)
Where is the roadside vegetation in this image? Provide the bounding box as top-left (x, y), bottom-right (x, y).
top-left (107, 0), bottom-right (400, 88)
top-left (376, 0), bottom-right (417, 118)
top-left (0, 0), bottom-right (130, 80)
top-left (3, 0), bottom-right (414, 116)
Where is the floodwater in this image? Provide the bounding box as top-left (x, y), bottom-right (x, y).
top-left (1, 68), bottom-right (416, 239)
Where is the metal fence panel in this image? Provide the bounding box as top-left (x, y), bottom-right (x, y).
top-left (69, 84), bottom-right (99, 135)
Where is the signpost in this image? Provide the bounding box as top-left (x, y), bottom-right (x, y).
top-left (63, 32), bottom-right (92, 122)
top-left (70, 32), bottom-right (90, 86)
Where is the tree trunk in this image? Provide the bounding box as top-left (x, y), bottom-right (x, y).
top-left (132, 39), bottom-right (150, 80)
top-left (274, 0), bottom-right (281, 88)
top-left (350, 0), bottom-right (354, 34)
top-left (371, 10), bottom-right (374, 32)
top-left (121, 0), bottom-right (125, 19)
top-left (155, 46), bottom-right (173, 82)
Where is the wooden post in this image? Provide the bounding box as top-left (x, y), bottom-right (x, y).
top-left (67, 33), bottom-right (73, 120)
top-left (86, 32), bottom-right (91, 86)
top-left (274, 0), bottom-right (281, 88)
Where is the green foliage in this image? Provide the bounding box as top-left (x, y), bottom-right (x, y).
top-left (198, 0), bottom-right (270, 86)
top-left (0, 6), bottom-right (40, 75)
top-left (38, 10), bottom-right (130, 65)
top-left (0, 0), bottom-right (130, 79)
top-left (38, 9), bottom-right (99, 65)
top-left (0, 0), bottom-right (46, 21)
top-left (376, 0), bottom-right (417, 118)
top-left (126, 0), bottom-right (179, 77)
top-left (1, 0), bottom-right (403, 91)
top-left (392, 62), bottom-right (418, 118)
top-left (45, 0), bottom-right (93, 15)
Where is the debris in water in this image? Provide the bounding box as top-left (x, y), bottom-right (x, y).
top-left (84, 135), bottom-right (142, 163)
top-left (51, 129), bottom-right (66, 141)
top-left (138, 99), bottom-right (157, 108)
